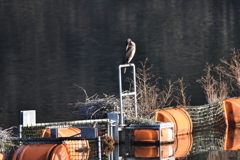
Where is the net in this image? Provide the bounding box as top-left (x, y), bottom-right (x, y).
top-left (183, 99), bottom-right (226, 130)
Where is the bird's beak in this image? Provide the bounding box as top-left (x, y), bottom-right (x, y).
top-left (126, 39), bottom-right (131, 50)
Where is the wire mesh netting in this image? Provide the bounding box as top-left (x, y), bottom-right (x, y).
top-left (20, 119), bottom-right (110, 138)
top-left (63, 140), bottom-right (91, 159)
top-left (189, 129), bottom-right (225, 155)
top-left (183, 99), bottom-right (226, 130)
top-left (207, 150), bottom-right (240, 160)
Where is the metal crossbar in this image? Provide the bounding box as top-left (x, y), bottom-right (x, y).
top-left (118, 63), bottom-right (138, 125)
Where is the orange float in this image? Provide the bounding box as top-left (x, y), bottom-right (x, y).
top-left (134, 145), bottom-right (174, 159)
top-left (133, 134), bottom-right (192, 159)
top-left (50, 144), bottom-right (71, 160)
top-left (134, 146), bottom-right (159, 158)
top-left (155, 107), bottom-right (192, 135)
top-left (40, 128), bottom-right (81, 137)
top-left (133, 128), bottom-right (174, 143)
top-left (12, 144), bottom-right (70, 160)
top-left (174, 134), bottom-right (193, 158)
top-left (64, 140), bottom-right (90, 160)
top-left (222, 97), bottom-right (240, 126)
top-left (133, 129), bottom-right (158, 142)
top-left (224, 127), bottom-right (240, 150)
top-left (0, 153), bottom-right (6, 160)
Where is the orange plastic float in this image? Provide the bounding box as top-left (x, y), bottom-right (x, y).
top-left (222, 97), bottom-right (240, 126)
top-left (0, 153), bottom-right (6, 160)
top-left (134, 134), bottom-right (192, 159)
top-left (40, 128), bottom-right (81, 137)
top-left (133, 128), bottom-right (174, 143)
top-left (224, 126), bottom-right (240, 150)
top-left (12, 144), bottom-right (70, 160)
top-left (64, 140), bottom-right (90, 160)
top-left (134, 146), bottom-right (159, 158)
top-left (155, 107), bottom-right (193, 135)
top-left (174, 134), bottom-right (193, 158)
top-left (133, 129), bottom-right (158, 142)
top-left (50, 144), bottom-right (71, 160)
top-left (134, 145), bottom-right (174, 159)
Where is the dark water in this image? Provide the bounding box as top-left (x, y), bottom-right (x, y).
top-left (118, 127), bottom-right (237, 160)
top-left (1, 0), bottom-right (240, 131)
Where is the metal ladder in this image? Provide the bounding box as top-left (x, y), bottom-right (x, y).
top-left (118, 63), bottom-right (137, 125)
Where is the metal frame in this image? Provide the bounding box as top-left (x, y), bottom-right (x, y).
top-left (125, 122), bottom-right (175, 144)
top-left (119, 63), bottom-right (138, 125)
top-left (124, 123), bottom-right (175, 160)
top-left (19, 118), bottom-right (112, 138)
top-left (18, 111), bottom-right (116, 160)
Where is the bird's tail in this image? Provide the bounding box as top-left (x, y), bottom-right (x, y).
top-left (124, 68), bottom-right (127, 74)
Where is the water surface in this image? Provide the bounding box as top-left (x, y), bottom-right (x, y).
top-left (0, 0), bottom-right (240, 134)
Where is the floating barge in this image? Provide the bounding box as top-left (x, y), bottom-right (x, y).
top-left (11, 110), bottom-right (176, 160)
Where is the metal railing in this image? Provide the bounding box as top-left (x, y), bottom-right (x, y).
top-left (118, 63), bottom-right (137, 125)
top-left (19, 118), bottom-right (112, 138)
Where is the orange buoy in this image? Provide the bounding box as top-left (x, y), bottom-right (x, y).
top-left (155, 107), bottom-right (192, 135)
top-left (64, 140), bottom-right (90, 160)
top-left (224, 126), bottom-right (240, 150)
top-left (40, 128), bottom-right (81, 137)
top-left (12, 144), bottom-right (70, 160)
top-left (222, 98), bottom-right (240, 126)
top-left (174, 134), bottom-right (193, 158)
top-left (49, 144), bottom-right (71, 160)
top-left (134, 146), bottom-right (159, 158)
top-left (134, 134), bottom-right (192, 159)
top-left (133, 128), bottom-right (174, 143)
top-left (133, 129), bottom-right (158, 142)
top-left (0, 152), bottom-right (6, 160)
top-left (134, 145), bottom-right (174, 159)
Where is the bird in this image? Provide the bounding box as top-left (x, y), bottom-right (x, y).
top-left (122, 38), bottom-right (136, 73)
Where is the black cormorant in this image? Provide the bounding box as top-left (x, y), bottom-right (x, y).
top-left (122, 38), bottom-right (136, 73)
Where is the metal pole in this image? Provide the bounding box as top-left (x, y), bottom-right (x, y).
top-left (132, 64), bottom-right (138, 117)
top-left (98, 136), bottom-right (101, 159)
top-left (19, 125), bottom-right (22, 138)
top-left (118, 65), bottom-right (124, 125)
